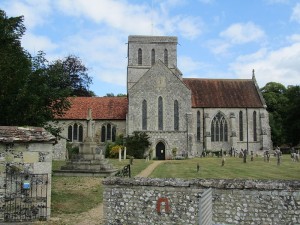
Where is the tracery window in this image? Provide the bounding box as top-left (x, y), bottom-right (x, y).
top-left (239, 111), bottom-right (243, 141)
top-left (164, 49), bottom-right (168, 66)
top-left (101, 123), bottom-right (116, 142)
top-left (138, 48), bottom-right (142, 65)
top-left (151, 49), bottom-right (155, 66)
top-left (197, 111), bottom-right (201, 141)
top-left (174, 100), bottom-right (179, 131)
top-left (253, 111), bottom-right (257, 141)
top-left (68, 123), bottom-right (83, 142)
top-left (211, 112), bottom-right (228, 142)
top-left (142, 99), bottom-right (147, 130)
top-left (158, 96), bottom-right (163, 130)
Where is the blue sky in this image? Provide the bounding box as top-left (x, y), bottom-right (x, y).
top-left (1, 0), bottom-right (300, 96)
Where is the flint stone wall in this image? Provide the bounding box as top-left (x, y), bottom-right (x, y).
top-left (103, 178), bottom-right (300, 225)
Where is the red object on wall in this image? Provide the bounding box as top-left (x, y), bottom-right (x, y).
top-left (156, 197), bottom-right (170, 214)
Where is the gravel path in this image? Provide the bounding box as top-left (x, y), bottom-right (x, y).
top-left (135, 160), bottom-right (164, 177)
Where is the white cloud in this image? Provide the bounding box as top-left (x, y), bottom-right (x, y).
top-left (178, 56), bottom-right (209, 76)
top-left (207, 40), bottom-right (231, 55)
top-left (287, 34), bottom-right (300, 42)
top-left (230, 41), bottom-right (300, 87)
top-left (22, 33), bottom-right (58, 54)
top-left (291, 3), bottom-right (300, 23)
top-left (55, 0), bottom-right (203, 39)
top-left (207, 22), bottom-right (266, 56)
top-left (55, 0), bottom-right (155, 35)
top-left (220, 22), bottom-right (266, 44)
top-left (61, 31), bottom-right (127, 86)
top-left (1, 0), bottom-right (52, 29)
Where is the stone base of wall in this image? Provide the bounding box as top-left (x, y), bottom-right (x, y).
top-left (103, 178), bottom-right (300, 225)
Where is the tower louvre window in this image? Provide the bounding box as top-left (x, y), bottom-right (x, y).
top-left (164, 49), bottom-right (168, 66)
top-left (151, 49), bottom-right (155, 66)
top-left (138, 48), bottom-right (142, 65)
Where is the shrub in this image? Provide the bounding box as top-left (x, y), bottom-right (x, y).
top-left (125, 132), bottom-right (150, 159)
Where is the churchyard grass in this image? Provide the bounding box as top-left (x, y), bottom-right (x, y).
top-left (149, 155), bottom-right (300, 180)
top-left (109, 158), bottom-right (153, 177)
top-left (51, 176), bottom-right (103, 216)
top-left (51, 159), bottom-right (151, 215)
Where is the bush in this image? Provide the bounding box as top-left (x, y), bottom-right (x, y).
top-left (125, 132), bottom-right (150, 159)
top-left (66, 142), bottom-right (79, 159)
top-left (109, 145), bottom-right (123, 158)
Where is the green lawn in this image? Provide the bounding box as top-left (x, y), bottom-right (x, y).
top-left (109, 158), bottom-right (152, 177)
top-left (51, 158), bottom-right (151, 216)
top-left (150, 155), bottom-right (300, 180)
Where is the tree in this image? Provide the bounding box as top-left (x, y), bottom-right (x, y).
top-left (284, 85), bottom-right (300, 145)
top-left (261, 82), bottom-right (300, 146)
top-left (261, 82), bottom-right (289, 146)
top-left (125, 132), bottom-right (150, 159)
top-left (0, 10), bottom-right (93, 131)
top-left (50, 55), bottom-right (94, 97)
top-left (0, 10), bottom-right (33, 125)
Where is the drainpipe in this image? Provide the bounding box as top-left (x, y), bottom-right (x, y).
top-left (246, 108), bottom-right (249, 153)
top-left (203, 108), bottom-right (205, 151)
top-left (186, 113), bottom-right (189, 157)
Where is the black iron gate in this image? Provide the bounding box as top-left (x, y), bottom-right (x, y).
top-left (4, 167), bottom-right (48, 222)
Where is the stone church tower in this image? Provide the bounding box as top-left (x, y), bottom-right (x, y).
top-left (127, 36), bottom-right (193, 159)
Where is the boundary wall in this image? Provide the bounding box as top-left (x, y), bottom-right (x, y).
top-left (103, 178), bottom-right (300, 225)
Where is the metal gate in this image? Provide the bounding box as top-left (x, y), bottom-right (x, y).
top-left (198, 188), bottom-right (212, 225)
top-left (3, 167), bottom-right (48, 222)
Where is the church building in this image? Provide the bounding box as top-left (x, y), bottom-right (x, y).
top-left (53, 35), bottom-right (272, 160)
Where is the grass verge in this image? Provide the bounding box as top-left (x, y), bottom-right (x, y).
top-left (150, 155), bottom-right (300, 180)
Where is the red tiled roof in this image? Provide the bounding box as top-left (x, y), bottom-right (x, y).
top-left (183, 78), bottom-right (263, 108)
top-left (58, 97), bottom-right (128, 120)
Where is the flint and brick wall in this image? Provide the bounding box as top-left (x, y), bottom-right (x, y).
top-left (103, 178), bottom-right (300, 225)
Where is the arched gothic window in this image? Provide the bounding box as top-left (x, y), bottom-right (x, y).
top-left (151, 49), bottom-right (155, 66)
top-left (211, 112), bottom-right (228, 142)
top-left (101, 123), bottom-right (116, 142)
top-left (158, 96), bottom-right (163, 130)
top-left (197, 111), bottom-right (201, 141)
top-left (142, 99), bottom-right (147, 130)
top-left (239, 111), bottom-right (243, 141)
top-left (253, 111), bottom-right (257, 141)
top-left (68, 123), bottom-right (83, 142)
top-left (138, 48), bottom-right (142, 65)
top-left (164, 49), bottom-right (168, 66)
top-left (174, 100), bottom-right (179, 131)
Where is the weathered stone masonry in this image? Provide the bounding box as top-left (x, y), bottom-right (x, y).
top-left (103, 178), bottom-right (300, 225)
top-left (0, 126), bottom-right (54, 222)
